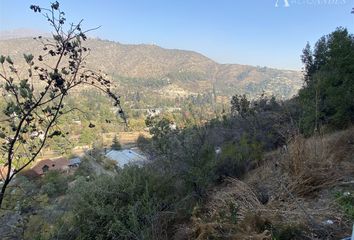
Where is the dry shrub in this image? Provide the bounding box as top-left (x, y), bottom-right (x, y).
top-left (187, 211), bottom-right (273, 240)
top-left (235, 213), bottom-right (272, 239)
top-left (244, 128), bottom-right (354, 238)
top-left (174, 178), bottom-right (269, 240)
top-left (283, 127), bottom-right (354, 197)
top-left (174, 128), bottom-right (354, 239)
top-left (204, 178), bottom-right (263, 221)
top-left (173, 225), bottom-right (195, 240)
top-left (151, 211), bottom-right (176, 240)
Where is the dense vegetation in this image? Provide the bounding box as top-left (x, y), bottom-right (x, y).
top-left (48, 27), bottom-right (353, 239)
top-left (299, 27), bottom-right (354, 135)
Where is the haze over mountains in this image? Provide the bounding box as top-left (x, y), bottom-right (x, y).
top-left (0, 29), bottom-right (303, 99)
top-left (0, 28), bottom-right (50, 40)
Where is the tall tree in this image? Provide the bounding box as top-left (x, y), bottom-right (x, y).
top-left (0, 2), bottom-right (125, 207)
top-left (299, 27), bottom-right (354, 134)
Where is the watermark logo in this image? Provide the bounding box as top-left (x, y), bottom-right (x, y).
top-left (275, 0), bottom-right (347, 7)
top-left (275, 0), bottom-right (290, 7)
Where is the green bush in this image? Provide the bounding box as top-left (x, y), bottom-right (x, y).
top-left (40, 171), bottom-right (68, 198)
top-left (102, 159), bottom-right (118, 171)
top-left (183, 144), bottom-right (217, 198)
top-left (137, 134), bottom-right (151, 152)
top-left (1, 176), bottom-right (41, 213)
top-left (336, 191), bottom-right (354, 220)
top-left (56, 166), bottom-right (177, 240)
top-left (272, 224), bottom-right (304, 240)
top-left (74, 157), bottom-right (95, 178)
top-left (215, 135), bottom-right (263, 179)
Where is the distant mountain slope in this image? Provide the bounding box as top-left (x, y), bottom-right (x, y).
top-left (0, 28), bottom-right (50, 40)
top-left (0, 37), bottom-right (303, 99)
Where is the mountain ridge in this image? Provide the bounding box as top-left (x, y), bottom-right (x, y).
top-left (0, 36), bottom-right (303, 99)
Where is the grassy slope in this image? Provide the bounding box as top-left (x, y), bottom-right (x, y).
top-left (175, 127), bottom-right (354, 239)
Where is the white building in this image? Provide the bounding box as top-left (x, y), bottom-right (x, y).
top-left (105, 149), bottom-right (146, 168)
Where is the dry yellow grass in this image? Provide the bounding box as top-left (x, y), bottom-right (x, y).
top-left (173, 178), bottom-right (270, 240)
top-left (175, 127), bottom-right (354, 239)
top-left (284, 127), bottom-right (354, 197)
top-left (101, 131), bottom-right (151, 146)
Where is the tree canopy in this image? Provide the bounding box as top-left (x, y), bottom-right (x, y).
top-left (111, 135), bottom-right (122, 150)
top-left (299, 27), bottom-right (354, 135)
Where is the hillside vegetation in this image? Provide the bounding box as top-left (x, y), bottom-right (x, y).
top-left (0, 2), bottom-right (353, 239)
top-left (0, 34), bottom-right (303, 156)
top-left (0, 37), bottom-right (302, 99)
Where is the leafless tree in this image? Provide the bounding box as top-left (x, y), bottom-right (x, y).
top-left (0, 1), bottom-right (124, 207)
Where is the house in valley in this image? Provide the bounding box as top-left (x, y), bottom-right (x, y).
top-left (105, 149), bottom-right (146, 168)
top-left (68, 157), bottom-right (81, 168)
top-left (31, 157), bottom-right (69, 175)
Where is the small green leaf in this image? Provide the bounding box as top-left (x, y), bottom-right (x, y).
top-left (20, 88), bottom-right (28, 98)
top-left (23, 54), bottom-right (34, 64)
top-left (20, 79), bottom-right (28, 88)
top-left (0, 131), bottom-right (6, 139)
top-left (5, 56), bottom-right (13, 65)
top-left (0, 55), bottom-right (5, 64)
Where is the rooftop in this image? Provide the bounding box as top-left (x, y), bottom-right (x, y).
top-left (31, 157), bottom-right (69, 175)
top-left (105, 149), bottom-right (146, 168)
top-left (69, 157), bottom-right (81, 166)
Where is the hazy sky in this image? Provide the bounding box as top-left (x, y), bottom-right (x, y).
top-left (0, 0), bottom-right (353, 70)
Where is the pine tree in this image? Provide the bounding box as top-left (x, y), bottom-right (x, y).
top-left (299, 27), bottom-right (354, 134)
top-left (111, 135), bottom-right (122, 150)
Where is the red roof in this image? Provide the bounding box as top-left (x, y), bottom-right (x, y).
top-left (20, 169), bottom-right (41, 179)
top-left (31, 157), bottom-right (69, 175)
